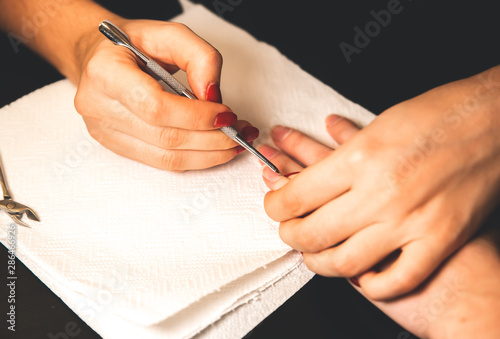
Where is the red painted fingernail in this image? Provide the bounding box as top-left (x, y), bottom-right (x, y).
top-left (240, 126), bottom-right (260, 142)
top-left (236, 146), bottom-right (245, 154)
top-left (271, 125), bottom-right (292, 141)
top-left (284, 171), bottom-right (301, 178)
top-left (206, 82), bottom-right (222, 103)
top-left (350, 277), bottom-right (360, 287)
top-left (214, 112), bottom-right (237, 127)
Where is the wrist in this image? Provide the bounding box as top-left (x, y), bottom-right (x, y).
top-left (0, 0), bottom-right (124, 85)
top-left (62, 2), bottom-right (125, 84)
top-left (72, 12), bottom-right (125, 84)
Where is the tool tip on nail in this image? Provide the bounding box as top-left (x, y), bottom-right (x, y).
top-left (267, 163), bottom-right (281, 175)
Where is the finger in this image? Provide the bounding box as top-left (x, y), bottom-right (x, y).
top-left (301, 223), bottom-right (399, 278)
top-left (257, 145), bottom-right (304, 190)
top-left (263, 153), bottom-right (352, 222)
top-left (270, 126), bottom-right (333, 166)
top-left (78, 45), bottom-right (235, 130)
top-left (258, 145), bottom-right (304, 176)
top-left (358, 240), bottom-right (446, 300)
top-left (89, 109), bottom-right (257, 150)
top-left (325, 115), bottom-right (361, 146)
top-left (127, 21), bottom-right (223, 100)
top-left (277, 192), bottom-right (375, 253)
top-left (85, 121), bottom-right (237, 171)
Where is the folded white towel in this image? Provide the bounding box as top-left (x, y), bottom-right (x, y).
top-left (0, 4), bottom-right (374, 338)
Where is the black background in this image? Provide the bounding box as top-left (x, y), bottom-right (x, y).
top-left (1, 0), bottom-right (499, 338)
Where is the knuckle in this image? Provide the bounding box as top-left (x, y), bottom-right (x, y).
top-left (189, 101), bottom-right (206, 130)
top-left (314, 231), bottom-right (335, 251)
top-left (303, 254), bottom-right (321, 273)
top-left (278, 223), bottom-right (294, 247)
top-left (215, 134), bottom-right (235, 150)
top-left (331, 251), bottom-right (357, 277)
top-left (162, 23), bottom-right (195, 44)
top-left (139, 94), bottom-right (164, 125)
top-left (294, 228), bottom-right (317, 252)
top-left (86, 123), bottom-right (105, 144)
top-left (74, 90), bottom-right (102, 120)
top-left (84, 55), bottom-right (105, 80)
top-left (392, 270), bottom-right (418, 296)
top-left (283, 189), bottom-right (306, 217)
top-left (203, 49), bottom-right (223, 68)
top-left (169, 22), bottom-right (190, 33)
top-left (159, 127), bottom-right (185, 148)
top-left (87, 125), bottom-right (99, 139)
top-left (346, 147), bottom-right (370, 166)
top-left (74, 91), bottom-right (86, 116)
top-left (160, 150), bottom-right (183, 170)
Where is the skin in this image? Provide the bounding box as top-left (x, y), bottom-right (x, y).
top-left (0, 0), bottom-right (257, 171)
top-left (258, 117), bottom-right (500, 338)
top-left (2, 2), bottom-right (499, 335)
top-left (261, 65), bottom-right (500, 301)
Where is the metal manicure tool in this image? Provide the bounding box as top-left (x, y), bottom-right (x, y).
top-left (98, 20), bottom-right (281, 174)
top-left (0, 156), bottom-right (40, 228)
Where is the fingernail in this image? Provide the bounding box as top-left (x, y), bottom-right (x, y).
top-left (257, 145), bottom-right (279, 159)
top-left (271, 125), bottom-right (292, 142)
top-left (240, 126), bottom-right (260, 142)
top-left (214, 112), bottom-right (237, 127)
top-left (263, 166), bottom-right (281, 182)
top-left (206, 82), bottom-right (222, 103)
top-left (350, 277), bottom-right (360, 287)
top-left (326, 115), bottom-right (343, 127)
top-left (236, 146), bottom-right (245, 154)
top-left (284, 171), bottom-right (301, 178)
top-left (235, 141), bottom-right (253, 155)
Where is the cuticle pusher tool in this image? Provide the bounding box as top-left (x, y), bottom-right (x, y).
top-left (98, 20), bottom-right (281, 174)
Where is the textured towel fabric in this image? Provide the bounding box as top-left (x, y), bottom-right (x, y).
top-left (0, 4), bottom-right (374, 338)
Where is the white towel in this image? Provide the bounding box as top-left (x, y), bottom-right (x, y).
top-left (0, 4), bottom-right (374, 338)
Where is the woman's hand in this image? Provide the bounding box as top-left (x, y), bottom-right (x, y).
top-left (260, 119), bottom-right (500, 339)
top-left (260, 65), bottom-right (500, 300)
top-left (75, 19), bottom-right (258, 171)
top-left (0, 0), bottom-right (258, 171)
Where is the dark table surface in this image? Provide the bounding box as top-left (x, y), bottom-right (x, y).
top-left (1, 0), bottom-right (499, 338)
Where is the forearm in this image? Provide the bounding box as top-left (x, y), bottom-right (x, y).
top-left (0, 0), bottom-right (122, 83)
